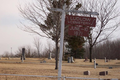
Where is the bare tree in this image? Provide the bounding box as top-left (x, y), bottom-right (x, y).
top-left (3, 51), bottom-right (11, 57)
top-left (88, 39), bottom-right (120, 59)
top-left (15, 45), bottom-right (36, 58)
top-left (19, 0), bottom-right (60, 69)
top-left (77, 0), bottom-right (120, 62)
top-left (19, 0), bottom-right (80, 69)
top-left (46, 39), bottom-right (55, 57)
top-left (33, 37), bottom-right (43, 57)
top-left (25, 45), bottom-right (31, 58)
top-left (15, 47), bottom-right (23, 57)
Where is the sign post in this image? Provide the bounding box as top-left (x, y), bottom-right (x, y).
top-left (57, 3), bottom-right (66, 80)
top-left (51, 1), bottom-right (99, 80)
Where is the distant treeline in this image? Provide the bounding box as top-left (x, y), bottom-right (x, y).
top-left (84, 39), bottom-right (120, 59)
top-left (2, 46), bottom-right (56, 58)
top-left (2, 39), bottom-right (120, 60)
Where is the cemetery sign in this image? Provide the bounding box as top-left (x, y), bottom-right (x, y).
top-left (65, 15), bottom-right (96, 27)
top-left (51, 1), bottom-right (98, 80)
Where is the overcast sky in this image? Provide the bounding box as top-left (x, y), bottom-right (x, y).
top-left (0, 0), bottom-right (120, 55)
top-left (0, 0), bottom-right (51, 55)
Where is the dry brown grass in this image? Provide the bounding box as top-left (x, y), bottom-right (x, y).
top-left (0, 58), bottom-right (120, 80)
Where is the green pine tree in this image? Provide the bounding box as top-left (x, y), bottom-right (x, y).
top-left (65, 36), bottom-right (85, 59)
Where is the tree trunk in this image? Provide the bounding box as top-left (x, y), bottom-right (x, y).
top-left (38, 51), bottom-right (40, 58)
top-left (89, 46), bottom-right (92, 62)
top-left (55, 39), bottom-right (59, 70)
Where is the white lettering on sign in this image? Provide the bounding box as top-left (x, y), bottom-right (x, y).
top-left (74, 31), bottom-right (83, 36)
top-left (68, 21), bottom-right (95, 26)
top-left (70, 26), bottom-right (80, 31)
top-left (81, 27), bottom-right (89, 31)
top-left (68, 26), bottom-right (90, 37)
top-left (70, 17), bottom-right (91, 22)
top-left (66, 15), bottom-right (96, 27)
top-left (69, 26), bottom-right (89, 32)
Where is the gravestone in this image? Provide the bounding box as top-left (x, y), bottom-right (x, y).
top-left (99, 71), bottom-right (108, 76)
top-left (115, 58), bottom-right (118, 60)
top-left (43, 60), bottom-right (46, 63)
top-left (71, 56), bottom-right (74, 63)
top-left (48, 53), bottom-right (52, 59)
top-left (84, 57), bottom-right (88, 62)
top-left (40, 60), bottom-right (46, 63)
top-left (105, 57), bottom-right (106, 62)
top-left (83, 71), bottom-right (90, 75)
top-left (21, 48), bottom-right (25, 62)
top-left (94, 58), bottom-right (96, 69)
top-left (68, 57), bottom-right (71, 63)
top-left (111, 79), bottom-right (119, 80)
top-left (106, 71), bottom-right (108, 75)
top-left (109, 67), bottom-right (113, 69)
top-left (106, 59), bottom-right (109, 62)
top-left (99, 71), bottom-right (106, 76)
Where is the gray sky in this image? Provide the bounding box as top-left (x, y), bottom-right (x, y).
top-left (0, 0), bottom-right (120, 55)
top-left (0, 0), bottom-right (34, 55)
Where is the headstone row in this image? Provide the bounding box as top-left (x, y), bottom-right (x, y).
top-left (68, 56), bottom-right (74, 63)
top-left (83, 71), bottom-right (108, 76)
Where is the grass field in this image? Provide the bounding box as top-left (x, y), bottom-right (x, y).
top-left (0, 58), bottom-right (120, 80)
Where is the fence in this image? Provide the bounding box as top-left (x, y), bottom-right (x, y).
top-left (0, 74), bottom-right (119, 80)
